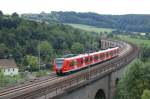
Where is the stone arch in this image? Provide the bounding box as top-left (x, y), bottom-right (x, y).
top-left (115, 78), bottom-right (119, 85)
top-left (94, 89), bottom-right (106, 99)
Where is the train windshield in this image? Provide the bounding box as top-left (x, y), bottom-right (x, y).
top-left (55, 58), bottom-right (64, 68)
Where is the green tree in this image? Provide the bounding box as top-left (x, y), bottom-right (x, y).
top-left (71, 42), bottom-right (84, 54)
top-left (107, 33), bottom-right (114, 38)
top-left (140, 45), bottom-right (150, 61)
top-left (26, 55), bottom-right (39, 71)
top-left (0, 43), bottom-right (9, 58)
top-left (0, 10), bottom-right (3, 16)
top-left (37, 41), bottom-right (53, 62)
top-left (0, 69), bottom-right (5, 87)
top-left (62, 42), bottom-right (68, 50)
top-left (142, 89), bottom-right (150, 99)
top-left (12, 12), bottom-right (19, 17)
top-left (92, 42), bottom-right (99, 51)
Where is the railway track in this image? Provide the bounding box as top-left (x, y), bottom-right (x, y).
top-left (0, 73), bottom-right (59, 96)
top-left (0, 40), bottom-right (139, 99)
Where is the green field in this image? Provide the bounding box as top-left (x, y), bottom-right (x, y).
top-left (118, 35), bottom-right (150, 47)
top-left (65, 23), bottom-right (114, 33)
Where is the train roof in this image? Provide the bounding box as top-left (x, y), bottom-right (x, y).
top-left (64, 47), bottom-right (119, 61)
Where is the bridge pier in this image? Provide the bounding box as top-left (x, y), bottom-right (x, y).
top-left (59, 76), bottom-right (109, 99)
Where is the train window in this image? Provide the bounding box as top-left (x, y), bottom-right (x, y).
top-left (109, 52), bottom-right (111, 56)
top-left (55, 58), bottom-right (64, 68)
top-left (108, 52), bottom-right (110, 56)
top-left (70, 61), bottom-right (73, 66)
top-left (114, 50), bottom-right (116, 54)
top-left (104, 53), bottom-right (106, 58)
top-left (100, 54), bottom-right (102, 59)
top-left (80, 58), bottom-right (83, 64)
top-left (113, 50), bottom-right (115, 55)
top-left (110, 51), bottom-right (112, 56)
top-left (107, 52), bottom-right (109, 57)
top-left (85, 57), bottom-right (89, 63)
top-left (70, 60), bottom-right (76, 66)
top-left (94, 55), bottom-right (98, 60)
top-left (90, 56), bottom-right (93, 62)
top-left (100, 54), bottom-right (103, 59)
top-left (106, 52), bottom-right (108, 57)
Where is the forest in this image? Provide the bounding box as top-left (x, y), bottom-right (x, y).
top-left (0, 11), bottom-right (98, 71)
top-left (22, 11), bottom-right (150, 33)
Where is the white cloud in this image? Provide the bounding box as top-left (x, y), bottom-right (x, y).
top-left (0, 0), bottom-right (150, 14)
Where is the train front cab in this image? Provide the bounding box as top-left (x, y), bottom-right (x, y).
top-left (54, 58), bottom-right (66, 75)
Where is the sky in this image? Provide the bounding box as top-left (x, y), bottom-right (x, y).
top-left (0, 0), bottom-right (150, 15)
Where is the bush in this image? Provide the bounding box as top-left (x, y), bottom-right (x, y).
top-left (142, 89), bottom-right (150, 99)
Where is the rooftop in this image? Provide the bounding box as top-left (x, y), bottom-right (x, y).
top-left (0, 59), bottom-right (17, 68)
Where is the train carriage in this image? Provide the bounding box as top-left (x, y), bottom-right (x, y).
top-left (53, 47), bottom-right (119, 75)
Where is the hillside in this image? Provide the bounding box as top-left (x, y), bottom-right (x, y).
top-left (22, 11), bottom-right (150, 32)
top-left (0, 12), bottom-right (96, 69)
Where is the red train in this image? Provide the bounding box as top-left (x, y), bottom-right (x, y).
top-left (53, 47), bottom-right (119, 75)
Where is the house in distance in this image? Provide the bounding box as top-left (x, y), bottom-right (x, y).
top-left (0, 59), bottom-right (18, 76)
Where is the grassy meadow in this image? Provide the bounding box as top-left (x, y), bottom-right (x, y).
top-left (65, 23), bottom-right (114, 33)
top-left (118, 35), bottom-right (150, 48)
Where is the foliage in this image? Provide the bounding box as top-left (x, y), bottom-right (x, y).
top-left (0, 73), bottom-right (27, 88)
top-left (71, 42), bottom-right (84, 54)
top-left (140, 45), bottom-right (150, 61)
top-left (37, 41), bottom-right (53, 62)
top-left (115, 35), bottom-right (150, 99)
top-left (12, 12), bottom-right (19, 17)
top-left (25, 55), bottom-right (39, 71)
top-left (116, 60), bottom-right (150, 99)
top-left (34, 70), bottom-right (47, 77)
top-left (0, 43), bottom-right (10, 59)
top-left (0, 10), bottom-right (3, 16)
top-left (92, 42), bottom-right (99, 51)
top-left (0, 12), bottom-right (97, 71)
top-left (21, 12), bottom-right (59, 24)
top-left (0, 69), bottom-right (4, 86)
top-left (142, 89), bottom-right (150, 99)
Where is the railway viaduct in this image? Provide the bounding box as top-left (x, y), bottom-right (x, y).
top-left (0, 39), bottom-right (139, 99)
